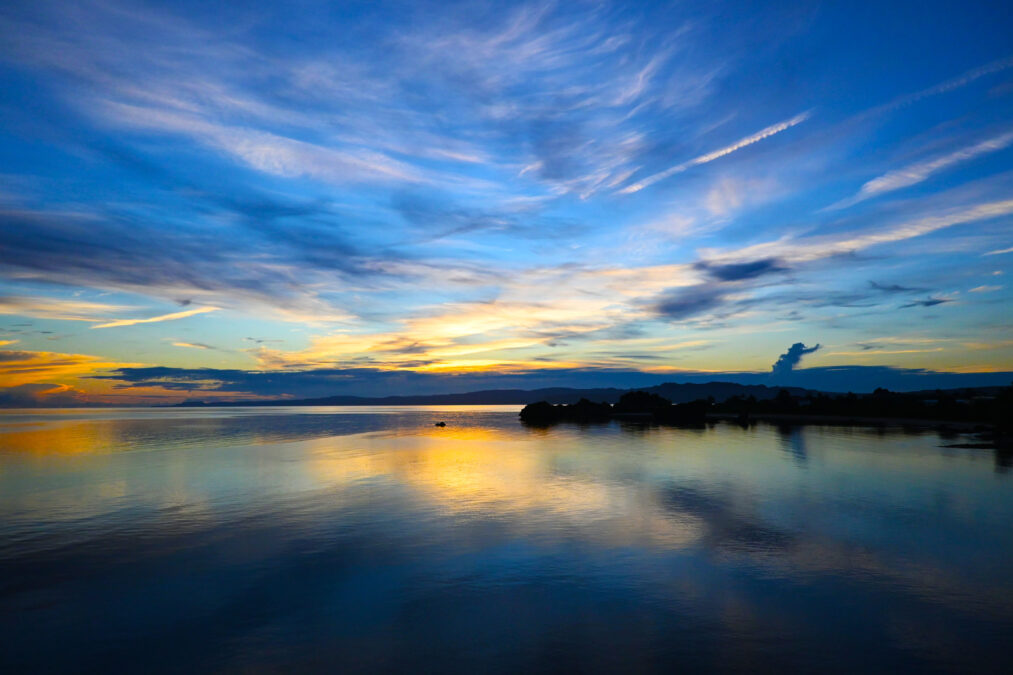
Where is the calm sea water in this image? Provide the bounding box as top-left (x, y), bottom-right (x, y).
top-left (1, 406), bottom-right (1011, 673)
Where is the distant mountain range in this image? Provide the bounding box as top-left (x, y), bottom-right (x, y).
top-left (176, 381), bottom-right (817, 406)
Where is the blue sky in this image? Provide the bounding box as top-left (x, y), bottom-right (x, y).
top-left (1, 0), bottom-right (1012, 403)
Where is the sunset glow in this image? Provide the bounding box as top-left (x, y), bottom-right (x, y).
top-left (2, 1), bottom-right (1011, 404)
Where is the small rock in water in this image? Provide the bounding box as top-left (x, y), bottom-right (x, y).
top-left (434, 421), bottom-right (447, 427)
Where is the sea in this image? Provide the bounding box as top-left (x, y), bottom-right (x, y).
top-left (1, 406), bottom-right (1011, 673)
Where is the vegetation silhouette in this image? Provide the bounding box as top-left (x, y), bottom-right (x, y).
top-left (718, 385), bottom-right (1012, 429)
top-left (519, 398), bottom-right (613, 425)
top-left (520, 392), bottom-right (709, 427)
top-left (521, 385), bottom-right (1013, 446)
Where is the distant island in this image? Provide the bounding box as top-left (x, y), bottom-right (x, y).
top-left (520, 391), bottom-right (711, 425)
top-left (518, 385), bottom-right (1012, 448)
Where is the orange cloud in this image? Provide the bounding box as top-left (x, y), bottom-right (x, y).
top-left (0, 348), bottom-right (133, 388)
top-left (0, 347), bottom-right (164, 405)
top-left (0, 347), bottom-right (289, 405)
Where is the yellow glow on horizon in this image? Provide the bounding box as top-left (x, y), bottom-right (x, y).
top-left (412, 358), bottom-right (585, 372)
top-left (0, 349), bottom-right (139, 389)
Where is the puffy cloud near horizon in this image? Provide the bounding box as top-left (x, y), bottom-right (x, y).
top-left (771, 343), bottom-right (821, 377)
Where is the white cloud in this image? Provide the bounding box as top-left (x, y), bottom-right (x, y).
top-left (700, 198), bottom-right (1013, 265)
top-left (619, 112), bottom-right (809, 194)
top-left (171, 341), bottom-right (213, 349)
top-left (892, 56), bottom-right (1013, 108)
top-left (0, 295), bottom-right (129, 322)
top-left (92, 306), bottom-right (219, 329)
top-left (831, 130), bottom-right (1013, 209)
top-left (97, 102), bottom-right (427, 185)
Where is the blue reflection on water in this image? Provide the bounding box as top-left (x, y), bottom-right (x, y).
top-left (1, 407), bottom-right (1011, 673)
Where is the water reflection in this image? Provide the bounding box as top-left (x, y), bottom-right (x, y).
top-left (775, 424), bottom-right (808, 464)
top-left (995, 447), bottom-right (1012, 472)
top-left (0, 406), bottom-right (524, 455)
top-left (1, 408), bottom-right (1011, 673)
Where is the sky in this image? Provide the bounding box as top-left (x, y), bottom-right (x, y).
top-left (1, 0), bottom-right (1012, 405)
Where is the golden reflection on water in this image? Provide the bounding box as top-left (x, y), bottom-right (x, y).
top-left (307, 425), bottom-right (706, 549)
top-left (1, 410), bottom-right (1006, 553)
top-left (0, 420), bottom-right (120, 455)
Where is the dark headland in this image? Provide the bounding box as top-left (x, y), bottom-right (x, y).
top-left (517, 385), bottom-right (1013, 449)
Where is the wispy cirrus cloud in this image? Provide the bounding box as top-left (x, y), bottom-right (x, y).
top-left (97, 102), bottom-right (431, 188)
top-left (0, 295), bottom-right (129, 322)
top-left (699, 198), bottom-right (1013, 266)
top-left (171, 341), bottom-right (218, 350)
top-left (618, 112), bottom-right (810, 194)
top-left (0, 0), bottom-right (720, 203)
top-left (983, 246), bottom-right (1013, 256)
top-left (92, 306), bottom-right (218, 329)
top-left (830, 130), bottom-right (1013, 209)
top-left (881, 55), bottom-right (1013, 113)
